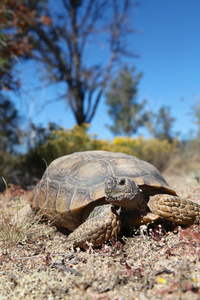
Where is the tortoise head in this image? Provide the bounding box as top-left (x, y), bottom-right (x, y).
top-left (104, 176), bottom-right (145, 211)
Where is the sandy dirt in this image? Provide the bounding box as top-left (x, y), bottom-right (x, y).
top-left (0, 174), bottom-right (200, 300)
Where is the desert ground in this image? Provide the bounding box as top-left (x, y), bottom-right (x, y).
top-left (0, 173), bottom-right (200, 300)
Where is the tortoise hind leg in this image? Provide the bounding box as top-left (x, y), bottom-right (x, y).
top-left (66, 204), bottom-right (121, 247)
top-left (148, 194), bottom-right (200, 225)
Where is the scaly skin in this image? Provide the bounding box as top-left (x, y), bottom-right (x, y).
top-left (66, 204), bottom-right (121, 247)
top-left (148, 194), bottom-right (200, 225)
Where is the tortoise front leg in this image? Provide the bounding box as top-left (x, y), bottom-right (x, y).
top-left (148, 194), bottom-right (200, 225)
top-left (66, 204), bottom-right (121, 247)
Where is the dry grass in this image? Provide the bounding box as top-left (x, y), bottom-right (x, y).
top-left (0, 177), bottom-right (200, 299)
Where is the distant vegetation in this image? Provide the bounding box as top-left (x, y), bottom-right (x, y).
top-left (1, 120), bottom-right (200, 192)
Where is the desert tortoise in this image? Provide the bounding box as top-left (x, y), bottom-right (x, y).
top-left (28, 151), bottom-right (200, 247)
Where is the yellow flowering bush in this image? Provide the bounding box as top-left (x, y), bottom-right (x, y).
top-left (34, 124), bottom-right (177, 172)
top-left (110, 136), bottom-right (177, 170)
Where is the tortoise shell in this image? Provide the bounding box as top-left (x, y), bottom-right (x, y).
top-left (30, 151), bottom-right (176, 231)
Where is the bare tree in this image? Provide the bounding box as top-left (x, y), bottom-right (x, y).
top-left (26, 0), bottom-right (138, 124)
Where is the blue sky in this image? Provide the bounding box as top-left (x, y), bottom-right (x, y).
top-left (14, 0), bottom-right (200, 140)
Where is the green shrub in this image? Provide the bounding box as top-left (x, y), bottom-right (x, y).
top-left (0, 151), bottom-right (20, 191)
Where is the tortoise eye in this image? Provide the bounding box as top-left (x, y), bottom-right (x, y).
top-left (119, 179), bottom-right (126, 185)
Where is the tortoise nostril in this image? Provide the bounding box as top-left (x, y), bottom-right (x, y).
top-left (119, 179), bottom-right (126, 185)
